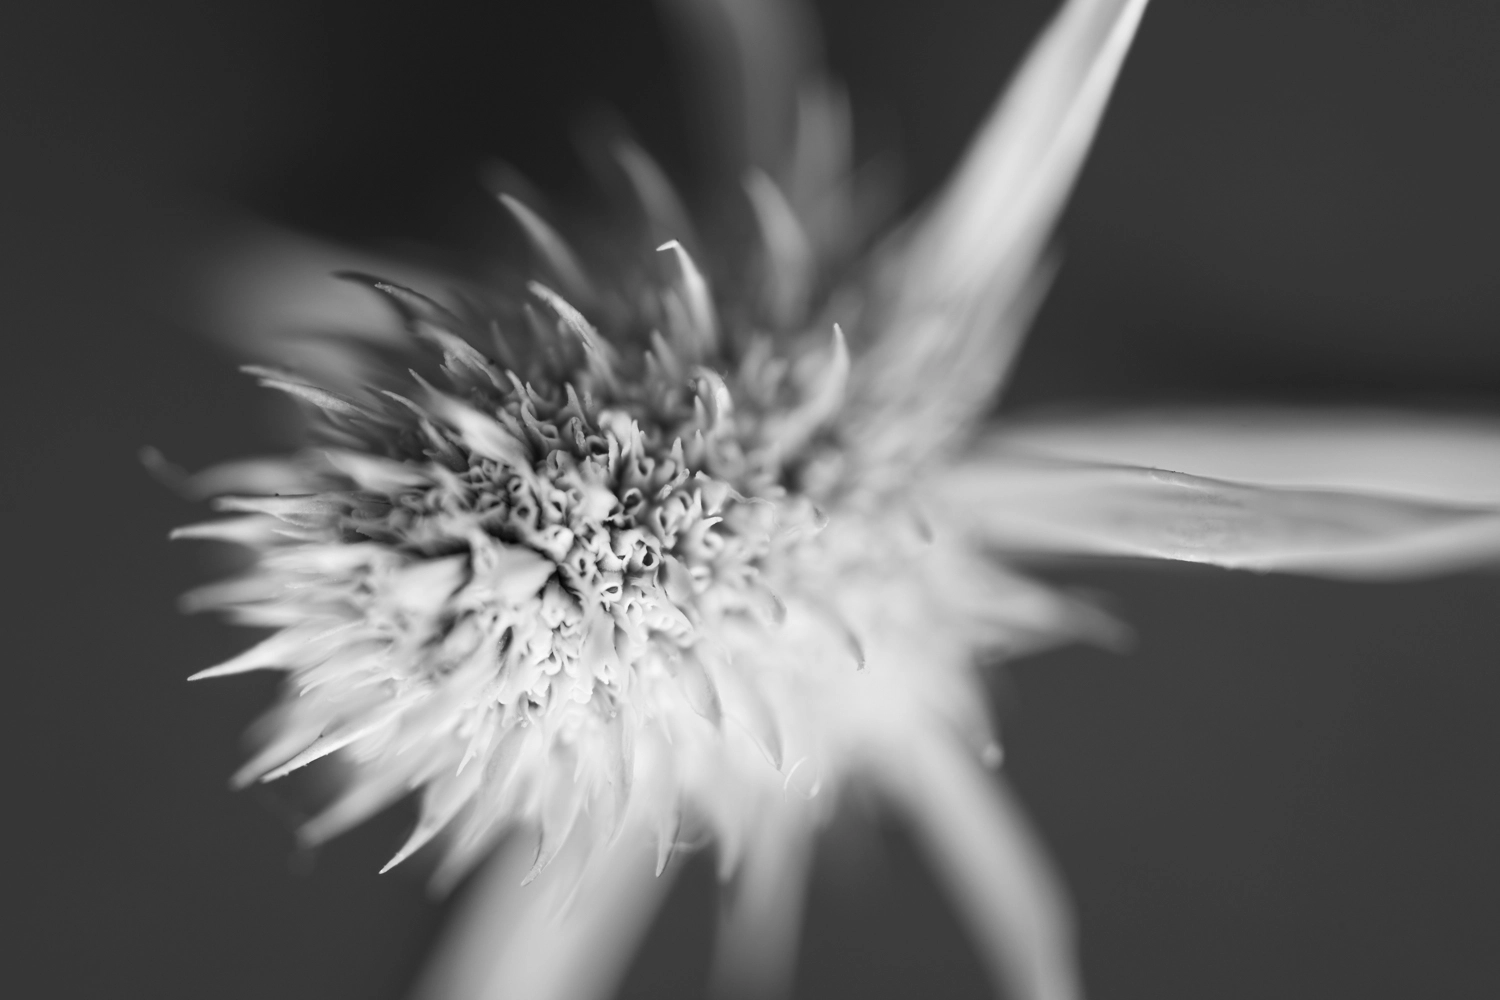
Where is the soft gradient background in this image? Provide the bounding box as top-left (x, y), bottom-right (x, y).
top-left (8, 1), bottom-right (1500, 997)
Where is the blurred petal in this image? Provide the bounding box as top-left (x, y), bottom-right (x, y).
top-left (851, 0), bottom-right (1150, 470)
top-left (708, 800), bottom-right (815, 1000)
top-left (612, 136), bottom-right (702, 251)
top-left (849, 256), bottom-right (1058, 490)
top-left (872, 731), bottom-right (1080, 1000)
top-left (173, 212), bottom-right (443, 355)
top-left (656, 0), bottom-right (821, 181)
top-left (995, 407), bottom-right (1500, 504)
top-left (782, 78), bottom-right (859, 256)
top-left (410, 821), bottom-right (674, 1000)
top-left (933, 450), bottom-right (1500, 578)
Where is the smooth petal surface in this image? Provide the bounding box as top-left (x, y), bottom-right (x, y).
top-left (175, 213), bottom-right (440, 356)
top-left (872, 731), bottom-right (1080, 1000)
top-left (851, 0), bottom-right (1149, 470)
top-left (707, 799), bottom-right (816, 1000)
top-left (994, 407), bottom-right (1500, 504)
top-left (933, 449), bottom-right (1500, 578)
top-left (900, 0), bottom-right (1148, 304)
top-left (409, 821), bottom-right (675, 1000)
top-left (656, 0), bottom-right (821, 181)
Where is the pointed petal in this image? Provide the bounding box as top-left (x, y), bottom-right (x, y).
top-left (873, 731), bottom-right (1081, 1000)
top-left (852, 0), bottom-right (1149, 466)
top-left (153, 454), bottom-right (315, 500)
top-left (902, 0), bottom-right (1148, 303)
top-left (170, 515), bottom-right (283, 547)
top-left (379, 763), bottom-right (487, 874)
top-left (745, 170), bottom-right (815, 326)
top-left (704, 649), bottom-right (784, 770)
top-left (173, 213), bottom-right (434, 355)
top-left (522, 774), bottom-right (588, 886)
top-left (323, 449), bottom-right (432, 492)
top-left (995, 407), bottom-right (1500, 504)
top-left (528, 281), bottom-right (620, 386)
top-left (657, 240), bottom-right (719, 358)
top-left (258, 716), bottom-right (388, 783)
top-left (668, 646), bottom-right (723, 725)
top-left (409, 821), bottom-right (675, 1000)
top-left (613, 138), bottom-right (700, 251)
top-left (707, 801), bottom-right (815, 1000)
top-left (427, 394), bottom-right (533, 469)
top-left (245, 370), bottom-right (365, 418)
top-left (763, 324), bottom-right (849, 459)
top-left (187, 629), bottom-right (298, 680)
top-left (933, 450), bottom-right (1500, 578)
top-left (655, 803), bottom-right (682, 877)
top-left (497, 193), bottom-right (597, 307)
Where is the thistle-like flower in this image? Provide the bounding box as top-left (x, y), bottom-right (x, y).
top-left (170, 1), bottom-right (1500, 999)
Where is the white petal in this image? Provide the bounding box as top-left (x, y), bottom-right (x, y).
top-left (933, 451), bottom-right (1500, 578)
top-left (995, 407), bottom-right (1500, 504)
top-left (657, 240), bottom-right (720, 357)
top-left (852, 0), bottom-right (1150, 464)
top-left (410, 821), bottom-right (674, 1000)
top-left (707, 800), bottom-right (815, 1000)
top-left (871, 731), bottom-right (1080, 1000)
top-left (497, 193), bottom-right (596, 308)
top-left (901, 0), bottom-right (1148, 303)
top-left (180, 456), bottom-right (318, 499)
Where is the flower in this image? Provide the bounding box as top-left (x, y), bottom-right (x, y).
top-left (168, 1), bottom-right (1500, 999)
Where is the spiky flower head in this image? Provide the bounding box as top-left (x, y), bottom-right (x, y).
top-left (170, 2), bottom-right (1500, 998)
top-left (185, 240), bottom-right (976, 874)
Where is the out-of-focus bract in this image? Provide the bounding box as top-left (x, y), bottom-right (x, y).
top-left (166, 1), bottom-right (1500, 998)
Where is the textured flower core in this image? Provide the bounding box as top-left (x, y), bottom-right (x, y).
top-left (182, 236), bottom-right (884, 881)
top-left (174, 0), bottom-right (1165, 929)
